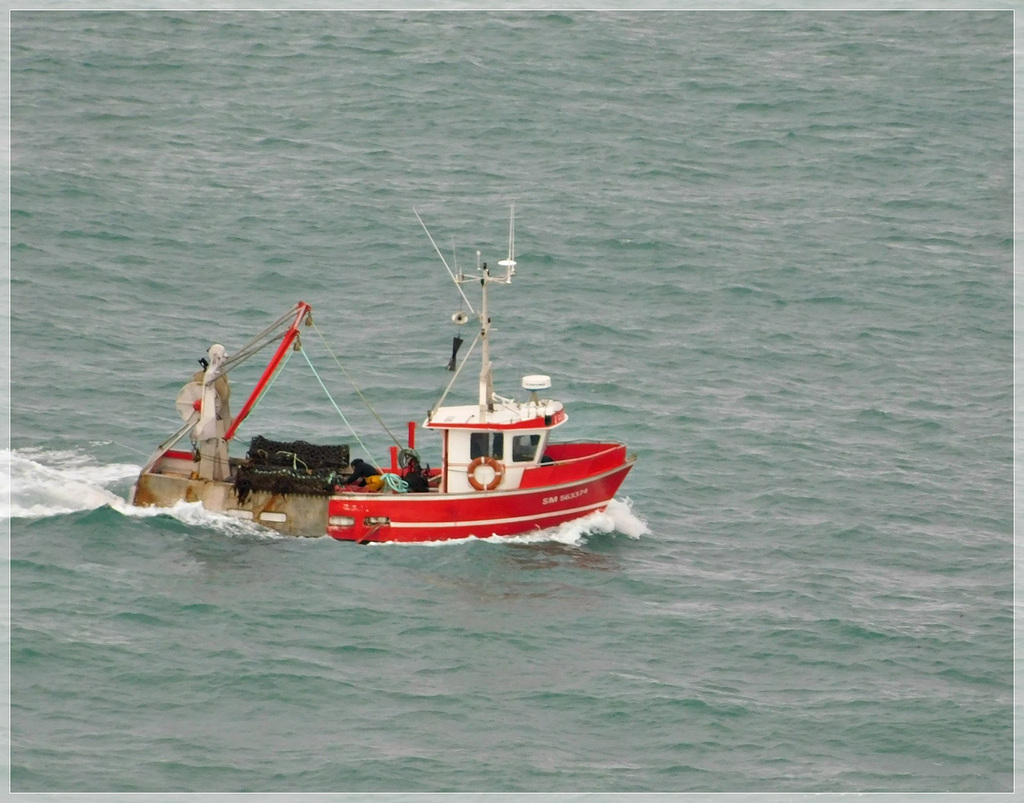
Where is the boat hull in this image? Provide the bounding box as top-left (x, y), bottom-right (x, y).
top-left (326, 460), bottom-right (635, 542)
top-left (130, 450), bottom-right (635, 543)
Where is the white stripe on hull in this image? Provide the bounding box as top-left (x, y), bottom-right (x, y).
top-left (386, 499), bottom-right (609, 529)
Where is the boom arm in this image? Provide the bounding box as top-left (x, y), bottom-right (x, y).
top-left (223, 301), bottom-right (311, 441)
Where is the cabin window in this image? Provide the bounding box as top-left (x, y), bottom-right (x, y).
top-left (512, 434), bottom-right (542, 462)
top-left (470, 432), bottom-right (504, 459)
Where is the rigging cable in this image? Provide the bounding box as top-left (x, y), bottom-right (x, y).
top-left (222, 303), bottom-right (309, 374)
top-left (298, 341), bottom-right (381, 467)
top-left (232, 346), bottom-right (295, 431)
top-left (308, 321), bottom-right (404, 449)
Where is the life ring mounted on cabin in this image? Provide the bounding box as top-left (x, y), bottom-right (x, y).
top-left (467, 456), bottom-right (505, 491)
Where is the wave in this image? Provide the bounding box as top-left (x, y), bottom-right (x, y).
top-left (3, 448), bottom-right (274, 539)
top-left (4, 447), bottom-right (140, 519)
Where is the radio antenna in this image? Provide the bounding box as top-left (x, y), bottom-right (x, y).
top-left (413, 207), bottom-right (476, 314)
top-left (497, 202), bottom-right (516, 282)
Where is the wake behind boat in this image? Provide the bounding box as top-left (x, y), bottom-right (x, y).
top-left (130, 209), bottom-right (637, 543)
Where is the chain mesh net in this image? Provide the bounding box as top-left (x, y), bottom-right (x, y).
top-left (246, 435), bottom-right (350, 470)
top-left (234, 464), bottom-right (341, 503)
top-left (233, 435), bottom-right (352, 504)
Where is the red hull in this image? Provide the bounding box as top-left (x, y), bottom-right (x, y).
top-left (326, 460), bottom-right (635, 543)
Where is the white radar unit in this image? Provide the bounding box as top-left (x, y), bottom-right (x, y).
top-left (521, 375), bottom-right (551, 392)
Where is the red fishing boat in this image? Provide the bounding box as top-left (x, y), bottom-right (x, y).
top-left (130, 210), bottom-right (636, 542)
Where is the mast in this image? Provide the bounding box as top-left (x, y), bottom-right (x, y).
top-left (478, 260), bottom-right (494, 419)
top-left (475, 205), bottom-right (515, 421)
top-left (419, 204), bottom-right (516, 423)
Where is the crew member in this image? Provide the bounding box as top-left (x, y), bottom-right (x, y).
top-left (402, 456), bottom-right (430, 493)
top-left (344, 458), bottom-right (382, 490)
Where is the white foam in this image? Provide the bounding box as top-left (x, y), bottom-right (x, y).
top-left (3, 448), bottom-right (140, 519)
top-left (491, 497), bottom-right (650, 545)
top-left (124, 497), bottom-right (281, 539)
top-left (603, 496), bottom-right (651, 539)
top-left (3, 448), bottom-right (276, 539)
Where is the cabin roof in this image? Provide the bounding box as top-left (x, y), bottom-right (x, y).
top-left (424, 400), bottom-right (567, 431)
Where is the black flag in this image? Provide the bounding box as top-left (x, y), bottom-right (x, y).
top-left (447, 336), bottom-right (464, 371)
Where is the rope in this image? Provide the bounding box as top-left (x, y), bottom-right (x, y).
top-left (309, 321), bottom-right (404, 449)
top-left (278, 452), bottom-right (309, 473)
top-left (298, 343), bottom-right (380, 467)
top-left (110, 440), bottom-right (152, 458)
top-left (380, 473), bottom-right (409, 493)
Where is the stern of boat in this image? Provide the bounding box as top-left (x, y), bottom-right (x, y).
top-left (131, 450), bottom-right (329, 537)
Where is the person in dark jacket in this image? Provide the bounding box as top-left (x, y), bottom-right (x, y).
top-left (403, 460), bottom-right (430, 493)
top-left (343, 458), bottom-right (381, 487)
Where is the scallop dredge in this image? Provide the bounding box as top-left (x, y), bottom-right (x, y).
top-left (234, 436), bottom-right (352, 503)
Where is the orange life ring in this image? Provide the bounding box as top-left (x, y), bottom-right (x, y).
top-left (467, 456), bottom-right (505, 491)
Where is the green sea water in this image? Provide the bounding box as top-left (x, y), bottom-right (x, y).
top-left (7, 10), bottom-right (1013, 799)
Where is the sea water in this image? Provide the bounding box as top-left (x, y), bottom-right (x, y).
top-left (7, 10), bottom-right (1012, 798)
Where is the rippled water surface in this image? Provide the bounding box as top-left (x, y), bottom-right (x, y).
top-left (8, 10), bottom-right (1012, 797)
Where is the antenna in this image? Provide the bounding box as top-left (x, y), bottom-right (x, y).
top-left (497, 202), bottom-right (516, 283)
top-left (413, 207), bottom-right (476, 314)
